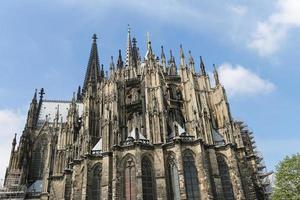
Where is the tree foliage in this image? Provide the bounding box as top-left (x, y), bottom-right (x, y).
top-left (272, 153), bottom-right (300, 200)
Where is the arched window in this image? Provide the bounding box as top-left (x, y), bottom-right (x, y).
top-left (217, 154), bottom-right (234, 200)
top-left (88, 163), bottom-right (101, 200)
top-left (141, 156), bottom-right (156, 200)
top-left (29, 135), bottom-right (47, 180)
top-left (123, 157), bottom-right (136, 200)
top-left (167, 156), bottom-right (180, 200)
top-left (183, 152), bottom-right (200, 199)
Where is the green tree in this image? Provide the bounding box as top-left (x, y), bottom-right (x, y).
top-left (272, 154), bottom-right (300, 200)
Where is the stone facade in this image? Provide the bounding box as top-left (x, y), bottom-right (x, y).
top-left (1, 29), bottom-right (271, 200)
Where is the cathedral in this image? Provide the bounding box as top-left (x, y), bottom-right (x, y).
top-left (1, 28), bottom-right (271, 200)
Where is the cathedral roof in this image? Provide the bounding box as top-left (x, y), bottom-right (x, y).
top-left (37, 100), bottom-right (83, 125)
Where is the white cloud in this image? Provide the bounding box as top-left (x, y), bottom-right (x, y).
top-left (0, 110), bottom-right (26, 182)
top-left (249, 0), bottom-right (300, 56)
top-left (218, 63), bottom-right (275, 96)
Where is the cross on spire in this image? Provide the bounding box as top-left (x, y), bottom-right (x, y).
top-left (39, 88), bottom-right (45, 100)
top-left (92, 34), bottom-right (98, 42)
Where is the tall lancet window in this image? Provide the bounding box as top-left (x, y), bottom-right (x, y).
top-left (30, 135), bottom-right (47, 180)
top-left (217, 154), bottom-right (234, 200)
top-left (141, 156), bottom-right (156, 200)
top-left (88, 163), bottom-right (101, 200)
top-left (183, 151), bottom-right (200, 199)
top-left (167, 155), bottom-right (180, 200)
top-left (123, 157), bottom-right (136, 200)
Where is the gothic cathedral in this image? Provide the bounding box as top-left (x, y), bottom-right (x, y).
top-left (1, 28), bottom-right (271, 200)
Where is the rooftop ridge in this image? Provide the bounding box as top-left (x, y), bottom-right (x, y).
top-left (43, 99), bottom-right (72, 103)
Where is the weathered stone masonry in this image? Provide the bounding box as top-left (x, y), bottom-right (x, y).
top-left (2, 28), bottom-right (271, 200)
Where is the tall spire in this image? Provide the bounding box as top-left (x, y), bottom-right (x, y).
top-left (161, 45), bottom-right (166, 66)
top-left (126, 25), bottom-right (133, 67)
top-left (32, 89), bottom-right (37, 104)
top-left (77, 86), bottom-right (82, 101)
top-left (12, 133), bottom-right (17, 151)
top-left (35, 88), bottom-right (45, 126)
top-left (100, 64), bottom-right (105, 79)
top-left (110, 56), bottom-right (115, 71)
top-left (132, 37), bottom-right (140, 68)
top-left (55, 105), bottom-right (60, 121)
top-left (169, 50), bottom-right (177, 75)
top-left (109, 56), bottom-right (115, 78)
top-left (213, 64), bottom-right (220, 85)
top-left (145, 32), bottom-right (154, 60)
top-left (117, 49), bottom-right (124, 69)
top-left (200, 56), bottom-right (206, 76)
top-left (188, 50), bottom-right (195, 73)
top-left (169, 49), bottom-right (175, 64)
top-left (83, 33), bottom-right (100, 93)
top-left (179, 44), bottom-right (186, 67)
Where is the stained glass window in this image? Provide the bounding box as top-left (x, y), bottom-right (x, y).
top-left (217, 154), bottom-right (234, 200)
top-left (183, 152), bottom-right (200, 199)
top-left (88, 163), bottom-right (101, 200)
top-left (141, 157), bottom-right (156, 200)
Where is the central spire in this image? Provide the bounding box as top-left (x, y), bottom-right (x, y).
top-left (83, 33), bottom-right (100, 93)
top-left (125, 25), bottom-right (133, 68)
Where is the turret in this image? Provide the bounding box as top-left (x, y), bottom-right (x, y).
top-left (213, 64), bottom-right (220, 85)
top-left (200, 56), bottom-right (207, 76)
top-left (168, 50), bottom-right (177, 75)
top-left (161, 46), bottom-right (166, 65)
top-left (188, 50), bottom-right (195, 73)
top-left (117, 49), bottom-right (124, 69)
top-left (76, 86), bottom-right (82, 101)
top-left (109, 56), bottom-right (115, 78)
top-left (161, 45), bottom-right (167, 73)
top-left (26, 89), bottom-right (39, 128)
top-left (11, 133), bottom-right (17, 152)
top-left (145, 33), bottom-right (154, 61)
top-left (100, 64), bottom-right (105, 79)
top-left (179, 44), bottom-right (186, 67)
top-left (132, 37), bottom-right (140, 68)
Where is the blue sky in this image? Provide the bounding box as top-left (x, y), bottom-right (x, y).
top-left (0, 0), bottom-right (300, 181)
